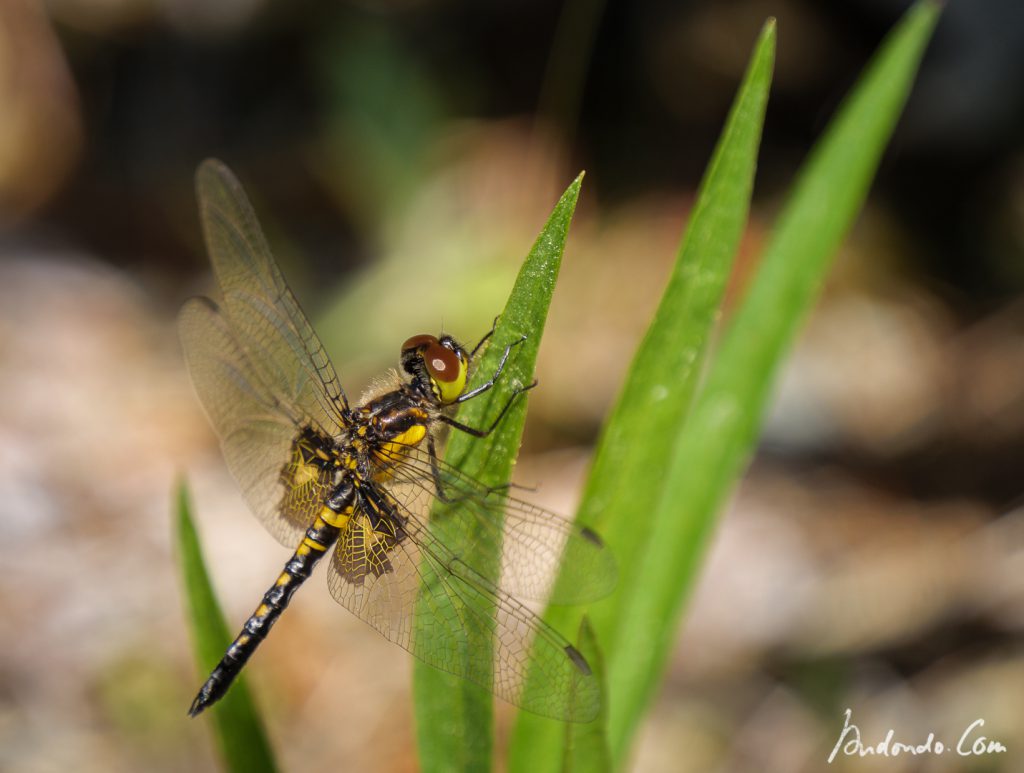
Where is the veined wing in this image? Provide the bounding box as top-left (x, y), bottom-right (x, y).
top-left (326, 500), bottom-right (600, 722)
top-left (179, 297), bottom-right (337, 545)
top-left (195, 158), bottom-right (348, 439)
top-left (379, 444), bottom-right (617, 606)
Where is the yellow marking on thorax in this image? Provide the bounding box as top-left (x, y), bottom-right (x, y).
top-left (394, 423), bottom-right (427, 447)
top-left (376, 424), bottom-right (427, 466)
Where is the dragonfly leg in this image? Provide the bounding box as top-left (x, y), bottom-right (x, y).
top-left (441, 379), bottom-right (537, 438)
top-left (427, 434), bottom-right (455, 502)
top-left (454, 334), bottom-right (528, 404)
top-left (468, 316), bottom-right (500, 359)
top-left (426, 434), bottom-right (518, 505)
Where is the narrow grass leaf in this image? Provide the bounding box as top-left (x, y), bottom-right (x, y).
top-left (413, 175), bottom-right (584, 773)
top-left (175, 481), bottom-right (278, 773)
top-left (509, 20), bottom-right (775, 773)
top-left (603, 2), bottom-right (941, 762)
top-left (561, 618), bottom-right (611, 773)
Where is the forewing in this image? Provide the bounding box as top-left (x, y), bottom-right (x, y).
top-left (326, 507), bottom-right (600, 721)
top-left (195, 158), bottom-right (348, 438)
top-left (179, 298), bottom-right (336, 545)
top-left (381, 445), bottom-right (617, 605)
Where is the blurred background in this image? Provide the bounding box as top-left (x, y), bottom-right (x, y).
top-left (2, 0), bottom-right (1024, 771)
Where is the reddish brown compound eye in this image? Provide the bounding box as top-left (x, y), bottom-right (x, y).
top-left (423, 341), bottom-right (460, 383)
top-left (401, 332), bottom-right (468, 403)
top-left (402, 335), bottom-right (460, 382)
top-left (401, 334), bottom-right (437, 355)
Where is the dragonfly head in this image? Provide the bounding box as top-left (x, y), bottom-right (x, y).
top-left (401, 333), bottom-right (469, 405)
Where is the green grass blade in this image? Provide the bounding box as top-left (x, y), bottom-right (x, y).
top-left (561, 618), bottom-right (611, 773)
top-left (413, 175), bottom-right (584, 773)
top-left (175, 481), bottom-right (278, 773)
top-left (510, 20), bottom-right (775, 773)
top-left (603, 2), bottom-right (941, 762)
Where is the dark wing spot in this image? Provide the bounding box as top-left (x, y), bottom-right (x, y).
top-left (579, 526), bottom-right (604, 547)
top-left (564, 644), bottom-right (592, 676)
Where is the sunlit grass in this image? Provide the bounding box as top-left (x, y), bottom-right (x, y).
top-left (510, 3), bottom-right (939, 770)
top-left (413, 174), bottom-right (584, 772)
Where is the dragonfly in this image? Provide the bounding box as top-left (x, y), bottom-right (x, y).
top-left (180, 159), bottom-right (615, 722)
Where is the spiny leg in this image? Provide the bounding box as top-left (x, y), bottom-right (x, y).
top-left (441, 379), bottom-right (537, 438)
top-left (431, 330), bottom-right (534, 497)
top-left (455, 334), bottom-right (528, 404)
top-left (469, 316), bottom-right (499, 359)
top-left (426, 434), bottom-right (516, 504)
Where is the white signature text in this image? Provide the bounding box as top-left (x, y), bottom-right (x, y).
top-left (828, 708), bottom-right (1007, 763)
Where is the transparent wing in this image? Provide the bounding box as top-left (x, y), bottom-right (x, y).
top-left (195, 158), bottom-right (348, 438)
top-left (327, 504), bottom-right (600, 722)
top-left (380, 444), bottom-right (617, 605)
top-left (179, 297), bottom-right (337, 545)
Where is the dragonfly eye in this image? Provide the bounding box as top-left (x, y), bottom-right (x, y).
top-left (401, 334), bottom-right (467, 404)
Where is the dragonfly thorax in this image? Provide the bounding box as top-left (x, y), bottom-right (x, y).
top-left (353, 388), bottom-right (433, 474)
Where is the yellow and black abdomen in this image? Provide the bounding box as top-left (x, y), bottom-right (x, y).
top-left (188, 484), bottom-right (355, 716)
